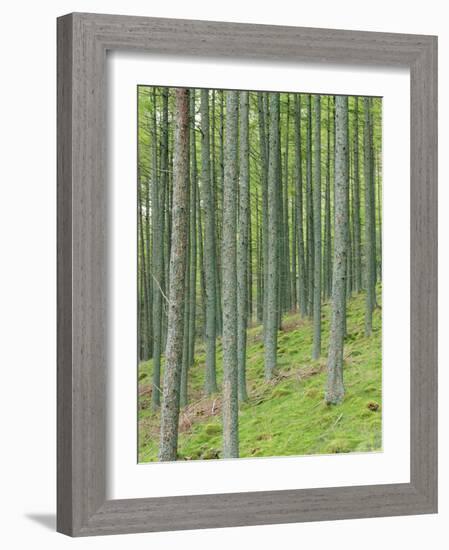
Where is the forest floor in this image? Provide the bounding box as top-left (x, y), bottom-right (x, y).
top-left (138, 286), bottom-right (382, 461)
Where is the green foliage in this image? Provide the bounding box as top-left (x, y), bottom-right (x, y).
top-left (138, 286), bottom-right (382, 462)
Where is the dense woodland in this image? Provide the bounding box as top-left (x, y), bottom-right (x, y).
top-left (137, 87), bottom-right (382, 461)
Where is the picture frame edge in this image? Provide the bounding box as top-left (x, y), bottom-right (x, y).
top-left (56, 12), bottom-right (438, 537)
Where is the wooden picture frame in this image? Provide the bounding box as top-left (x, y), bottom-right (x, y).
top-left (57, 12), bottom-right (438, 536)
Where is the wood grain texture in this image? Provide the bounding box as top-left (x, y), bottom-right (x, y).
top-left (57, 13), bottom-right (74, 536)
top-left (57, 12), bottom-right (438, 536)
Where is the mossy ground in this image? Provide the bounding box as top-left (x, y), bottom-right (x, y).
top-left (138, 287), bottom-right (382, 462)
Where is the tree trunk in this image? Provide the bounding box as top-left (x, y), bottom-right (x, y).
top-left (180, 214), bottom-right (190, 408)
top-left (159, 88), bottom-right (190, 461)
top-left (306, 94), bottom-right (314, 318)
top-left (248, 205), bottom-right (253, 322)
top-left (352, 97), bottom-right (362, 293)
top-left (200, 89), bottom-right (218, 394)
top-left (376, 145), bottom-right (383, 281)
top-left (283, 95), bottom-right (291, 312)
top-left (222, 90), bottom-right (239, 458)
top-left (346, 124), bottom-right (353, 301)
top-left (138, 176), bottom-right (150, 360)
top-left (294, 94), bottom-right (307, 317)
top-left (151, 88), bottom-right (163, 410)
top-left (277, 110), bottom-right (284, 329)
top-left (264, 92), bottom-right (280, 380)
top-left (369, 100), bottom-right (378, 293)
top-left (197, 179), bottom-right (206, 338)
top-left (212, 90), bottom-right (223, 337)
top-left (257, 93), bottom-right (269, 331)
top-left (291, 187), bottom-right (297, 309)
top-left (255, 188), bottom-right (263, 323)
top-left (160, 89), bottom-right (170, 353)
top-left (363, 97), bottom-right (375, 336)
top-left (312, 94), bottom-right (322, 360)
top-left (325, 95), bottom-right (348, 405)
top-left (180, 99), bottom-right (193, 407)
top-left (323, 96), bottom-right (333, 301)
top-left (145, 165), bottom-right (153, 358)
top-left (237, 91), bottom-right (249, 402)
top-left (188, 91), bottom-right (197, 368)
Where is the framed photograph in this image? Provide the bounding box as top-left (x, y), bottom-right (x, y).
top-left (57, 12), bottom-right (437, 536)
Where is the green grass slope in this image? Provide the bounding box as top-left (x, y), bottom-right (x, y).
top-left (138, 287), bottom-right (382, 462)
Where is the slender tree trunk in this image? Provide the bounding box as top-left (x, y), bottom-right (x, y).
top-left (352, 97), bottom-right (362, 293)
top-left (188, 91), bottom-right (197, 367)
top-left (277, 110), bottom-right (284, 328)
top-left (180, 200), bottom-right (190, 408)
top-left (376, 146), bottom-right (383, 281)
top-left (346, 121), bottom-right (353, 302)
top-left (237, 91), bottom-right (249, 402)
top-left (222, 91), bottom-right (239, 458)
top-left (248, 207), bottom-right (253, 322)
top-left (323, 96), bottom-right (333, 301)
top-left (200, 89), bottom-right (218, 394)
top-left (294, 94), bottom-right (307, 317)
top-left (306, 94), bottom-right (314, 318)
top-left (159, 88), bottom-right (190, 461)
top-left (255, 188), bottom-right (263, 323)
top-left (312, 95), bottom-right (322, 359)
top-left (325, 95), bottom-right (348, 405)
top-left (196, 178), bottom-right (207, 338)
top-left (211, 91), bottom-right (223, 337)
top-left (258, 94), bottom-right (269, 330)
top-left (283, 95), bottom-right (291, 311)
top-left (264, 92), bottom-right (280, 380)
top-left (369, 100), bottom-right (378, 294)
top-left (342, 105), bottom-right (350, 337)
top-left (363, 97), bottom-right (375, 336)
top-left (145, 169), bottom-right (153, 358)
top-left (161, 90), bottom-right (170, 351)
top-left (215, 91), bottom-right (224, 337)
top-left (138, 178), bottom-right (150, 360)
top-left (291, 189), bottom-right (297, 309)
top-left (151, 89), bottom-right (163, 410)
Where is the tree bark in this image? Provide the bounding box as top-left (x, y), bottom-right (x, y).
top-left (180, 215), bottom-right (190, 408)
top-left (237, 91), bottom-right (249, 402)
top-left (312, 95), bottom-right (322, 360)
top-left (306, 95), bottom-right (314, 318)
top-left (255, 187), bottom-right (263, 322)
top-left (222, 90), bottom-right (239, 458)
top-left (145, 161), bottom-right (153, 359)
top-left (352, 97), bottom-right (362, 293)
top-left (294, 94), bottom-right (307, 317)
top-left (159, 88), bottom-right (190, 461)
top-left (151, 88), bottom-right (163, 410)
top-left (369, 100), bottom-right (378, 292)
top-left (138, 175), bottom-right (150, 360)
top-left (197, 179), bottom-right (206, 338)
top-left (188, 91), bottom-right (197, 368)
top-left (200, 89), bottom-right (218, 394)
top-left (282, 95), bottom-right (291, 312)
top-left (257, 93), bottom-right (269, 331)
top-left (325, 95), bottom-right (348, 405)
top-left (363, 97), bottom-right (375, 336)
top-left (264, 92), bottom-right (280, 380)
top-left (323, 96), bottom-right (333, 301)
top-left (375, 144), bottom-right (383, 281)
top-left (160, 89), bottom-right (170, 353)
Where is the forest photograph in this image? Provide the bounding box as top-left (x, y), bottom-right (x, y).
top-left (137, 86), bottom-right (382, 462)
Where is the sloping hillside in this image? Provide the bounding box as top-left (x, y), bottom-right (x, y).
top-left (138, 287), bottom-right (381, 461)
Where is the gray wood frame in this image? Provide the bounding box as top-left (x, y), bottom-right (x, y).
top-left (57, 12), bottom-right (438, 537)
